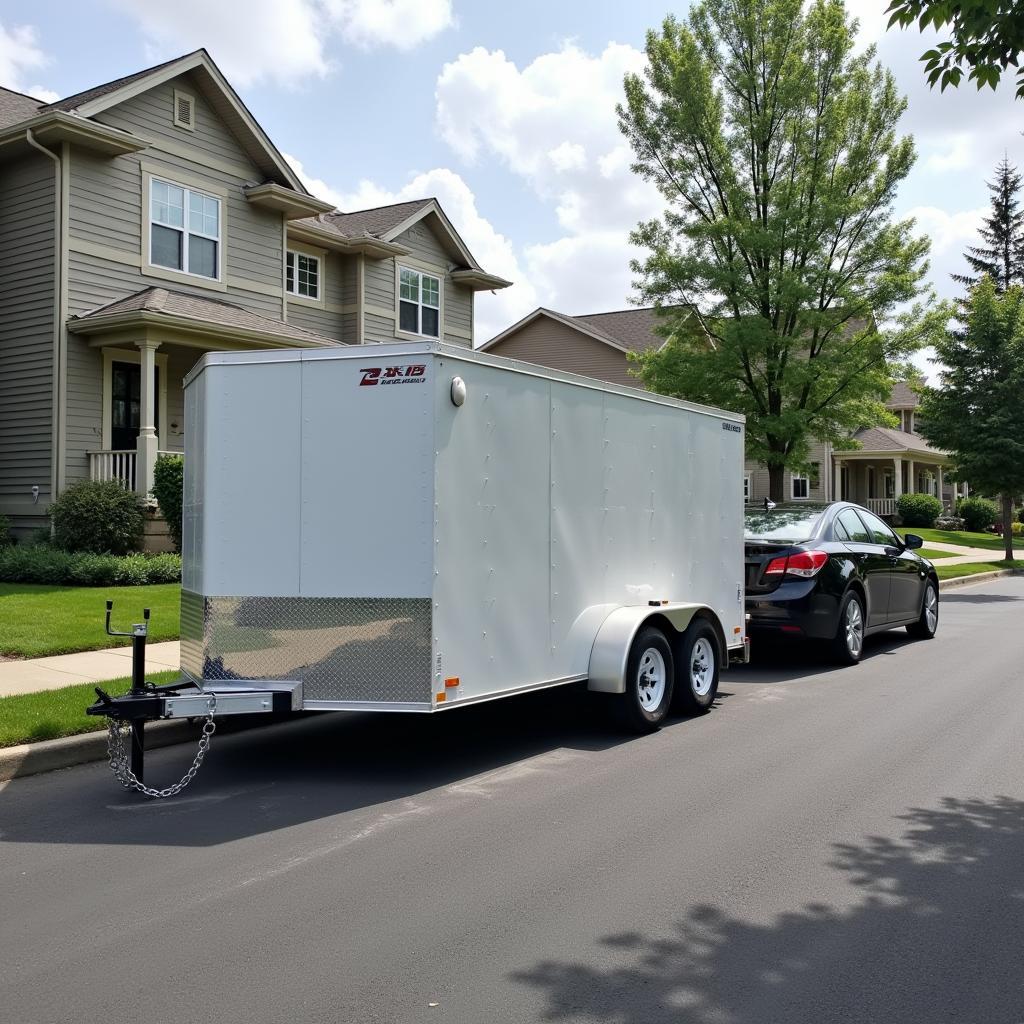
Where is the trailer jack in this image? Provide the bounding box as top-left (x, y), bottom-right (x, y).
top-left (86, 602), bottom-right (297, 798)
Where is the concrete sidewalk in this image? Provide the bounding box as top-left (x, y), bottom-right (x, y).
top-left (921, 539), bottom-right (1020, 566)
top-left (0, 641), bottom-right (180, 698)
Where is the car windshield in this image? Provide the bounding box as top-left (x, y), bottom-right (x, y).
top-left (744, 507), bottom-right (825, 544)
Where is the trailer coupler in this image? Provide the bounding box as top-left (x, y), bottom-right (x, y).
top-left (86, 601), bottom-right (297, 798)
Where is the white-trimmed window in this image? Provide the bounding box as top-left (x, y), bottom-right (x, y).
top-left (149, 177), bottom-right (220, 279)
top-left (399, 267), bottom-right (441, 338)
top-left (791, 462), bottom-right (819, 500)
top-left (286, 250), bottom-right (320, 299)
top-left (744, 472), bottom-right (752, 502)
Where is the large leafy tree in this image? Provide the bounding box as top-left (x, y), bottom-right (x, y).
top-left (618, 0), bottom-right (930, 500)
top-left (886, 0), bottom-right (1024, 98)
top-left (919, 277), bottom-right (1024, 560)
top-left (953, 156), bottom-right (1024, 292)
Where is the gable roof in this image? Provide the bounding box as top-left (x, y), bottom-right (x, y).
top-left (886, 379), bottom-right (923, 409)
top-left (325, 199), bottom-right (434, 237)
top-left (68, 286), bottom-right (339, 348)
top-left (0, 87), bottom-right (46, 131)
top-left (482, 305), bottom-right (685, 354)
top-left (850, 426), bottom-right (946, 457)
top-left (23, 49), bottom-right (306, 192)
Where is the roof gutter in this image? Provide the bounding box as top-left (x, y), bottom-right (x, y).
top-left (25, 128), bottom-right (65, 504)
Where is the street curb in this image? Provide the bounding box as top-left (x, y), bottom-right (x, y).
top-left (0, 719), bottom-right (201, 783)
top-left (939, 568), bottom-right (1024, 591)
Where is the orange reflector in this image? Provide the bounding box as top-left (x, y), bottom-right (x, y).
top-left (436, 691), bottom-right (446, 703)
top-left (734, 626), bottom-right (742, 634)
top-left (444, 676), bottom-right (460, 688)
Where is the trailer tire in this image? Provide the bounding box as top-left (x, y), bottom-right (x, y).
top-left (612, 626), bottom-right (675, 734)
top-left (671, 619), bottom-right (720, 715)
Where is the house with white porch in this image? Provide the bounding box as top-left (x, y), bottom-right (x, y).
top-left (0, 50), bottom-right (509, 541)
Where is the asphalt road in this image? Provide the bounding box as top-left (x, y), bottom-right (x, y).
top-left (2, 577), bottom-right (1023, 1024)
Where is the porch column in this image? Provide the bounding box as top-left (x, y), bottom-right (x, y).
top-left (893, 457), bottom-right (903, 500)
top-left (907, 458), bottom-right (915, 494)
top-left (135, 339), bottom-right (161, 496)
top-left (936, 464), bottom-right (944, 505)
top-left (951, 480), bottom-right (958, 508)
top-left (832, 456), bottom-right (842, 500)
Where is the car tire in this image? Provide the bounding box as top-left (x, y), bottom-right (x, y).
top-left (906, 579), bottom-right (939, 639)
top-left (671, 620), bottom-right (720, 715)
top-left (831, 591), bottom-right (865, 665)
top-left (612, 626), bottom-right (674, 733)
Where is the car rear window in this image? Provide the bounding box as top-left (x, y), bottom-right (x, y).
top-left (744, 508), bottom-right (824, 543)
top-left (835, 508), bottom-right (873, 543)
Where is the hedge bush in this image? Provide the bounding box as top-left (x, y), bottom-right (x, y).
top-left (152, 455), bottom-right (184, 553)
top-left (0, 544), bottom-right (180, 586)
top-left (49, 480), bottom-right (144, 554)
top-left (957, 496), bottom-right (998, 533)
top-left (896, 492), bottom-right (943, 528)
top-left (935, 515), bottom-right (965, 531)
top-left (0, 512), bottom-right (11, 548)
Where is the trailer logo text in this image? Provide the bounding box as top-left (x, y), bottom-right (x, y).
top-left (359, 364), bottom-right (427, 386)
top-left (722, 422), bottom-right (742, 433)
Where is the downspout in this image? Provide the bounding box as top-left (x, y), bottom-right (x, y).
top-left (25, 129), bottom-right (63, 503)
top-left (281, 213), bottom-right (288, 322)
top-left (356, 253), bottom-right (365, 345)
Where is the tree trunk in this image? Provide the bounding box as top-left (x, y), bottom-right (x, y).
top-left (1002, 494), bottom-right (1015, 561)
top-left (768, 463), bottom-right (785, 503)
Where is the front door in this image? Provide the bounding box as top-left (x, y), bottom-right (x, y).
top-left (110, 361), bottom-right (159, 451)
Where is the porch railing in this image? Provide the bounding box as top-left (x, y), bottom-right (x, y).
top-left (866, 497), bottom-right (897, 517)
top-left (88, 450), bottom-right (178, 491)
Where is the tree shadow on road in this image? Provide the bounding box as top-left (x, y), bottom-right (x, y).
top-left (513, 795), bottom-right (1024, 1022)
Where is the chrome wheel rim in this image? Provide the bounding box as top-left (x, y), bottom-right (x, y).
top-left (637, 648), bottom-right (667, 712)
top-left (924, 585), bottom-right (938, 632)
top-left (691, 637), bottom-right (714, 696)
top-left (845, 599), bottom-right (864, 658)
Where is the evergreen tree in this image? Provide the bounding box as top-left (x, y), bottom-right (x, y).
top-left (953, 157), bottom-right (1024, 292)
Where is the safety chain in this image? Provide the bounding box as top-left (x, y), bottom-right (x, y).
top-left (106, 694), bottom-right (217, 799)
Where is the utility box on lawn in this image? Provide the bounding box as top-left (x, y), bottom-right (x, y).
top-left (179, 341), bottom-right (746, 729)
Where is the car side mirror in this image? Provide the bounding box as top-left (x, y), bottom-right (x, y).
top-left (903, 533), bottom-right (923, 550)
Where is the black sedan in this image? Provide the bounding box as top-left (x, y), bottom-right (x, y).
top-left (744, 501), bottom-right (940, 663)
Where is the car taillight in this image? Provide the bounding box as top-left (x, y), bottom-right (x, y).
top-left (764, 550), bottom-right (829, 578)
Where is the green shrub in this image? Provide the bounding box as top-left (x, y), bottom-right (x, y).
top-left (0, 544), bottom-right (180, 585)
top-left (957, 496), bottom-right (998, 532)
top-left (49, 480), bottom-right (143, 554)
top-left (0, 512), bottom-right (11, 548)
top-left (1012, 521), bottom-right (1023, 536)
top-left (896, 493), bottom-right (943, 528)
top-left (152, 455), bottom-right (184, 553)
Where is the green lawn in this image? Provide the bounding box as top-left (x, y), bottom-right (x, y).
top-left (0, 671), bottom-right (179, 747)
top-left (935, 559), bottom-right (1024, 581)
top-left (912, 528), bottom-right (1021, 553)
top-left (0, 583), bottom-right (181, 658)
top-left (917, 547), bottom-right (955, 560)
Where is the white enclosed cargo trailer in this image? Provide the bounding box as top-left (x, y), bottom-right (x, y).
top-left (172, 341), bottom-right (746, 733)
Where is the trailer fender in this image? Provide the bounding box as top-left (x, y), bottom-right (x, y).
top-left (587, 603), bottom-right (721, 694)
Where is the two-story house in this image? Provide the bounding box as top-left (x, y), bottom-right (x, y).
top-left (482, 308), bottom-right (963, 516)
top-left (0, 49), bottom-right (510, 540)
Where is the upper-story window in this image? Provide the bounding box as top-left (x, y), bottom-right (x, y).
top-left (149, 177), bottom-right (220, 280)
top-left (399, 267), bottom-right (440, 338)
top-left (286, 251), bottom-right (319, 299)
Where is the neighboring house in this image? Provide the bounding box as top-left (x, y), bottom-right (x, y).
top-left (0, 49), bottom-right (510, 540)
top-left (483, 309), bottom-right (959, 517)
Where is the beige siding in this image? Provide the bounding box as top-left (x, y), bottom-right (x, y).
top-left (63, 334), bottom-right (102, 485)
top-left (485, 316), bottom-right (639, 388)
top-left (0, 153), bottom-right (55, 525)
top-left (284, 250), bottom-right (350, 340)
top-left (745, 440), bottom-right (832, 503)
top-left (364, 311), bottom-right (396, 343)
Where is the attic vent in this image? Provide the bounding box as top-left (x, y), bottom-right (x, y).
top-left (173, 89), bottom-right (195, 131)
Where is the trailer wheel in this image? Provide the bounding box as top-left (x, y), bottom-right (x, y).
top-left (613, 626), bottom-right (674, 733)
top-left (671, 620), bottom-right (720, 715)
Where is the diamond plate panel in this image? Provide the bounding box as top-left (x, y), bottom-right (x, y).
top-left (179, 591), bottom-right (432, 703)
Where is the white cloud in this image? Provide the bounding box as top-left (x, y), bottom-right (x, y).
top-left (923, 133), bottom-right (974, 173)
top-left (109, 0), bottom-right (453, 87)
top-left (322, 0), bottom-right (454, 51)
top-left (0, 21), bottom-right (57, 101)
top-left (436, 42), bottom-right (662, 322)
top-left (284, 154), bottom-right (536, 342)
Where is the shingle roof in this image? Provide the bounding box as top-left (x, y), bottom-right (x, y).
top-left (886, 379), bottom-right (923, 409)
top-left (851, 426), bottom-right (945, 456)
top-left (0, 87), bottom-right (44, 130)
top-left (40, 51), bottom-right (201, 113)
top-left (319, 199), bottom-right (433, 238)
top-left (71, 287), bottom-right (339, 347)
top-left (573, 307), bottom-right (679, 354)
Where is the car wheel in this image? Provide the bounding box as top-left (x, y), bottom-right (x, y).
top-left (612, 626), bottom-right (674, 733)
top-left (671, 620), bottom-right (720, 715)
top-left (831, 591), bottom-right (865, 665)
top-left (906, 580), bottom-right (939, 639)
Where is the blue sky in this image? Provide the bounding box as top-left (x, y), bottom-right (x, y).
top-left (2, 0), bottom-right (1022, 354)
